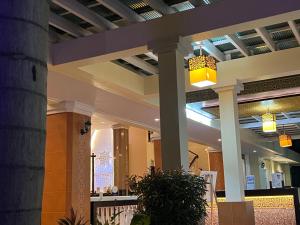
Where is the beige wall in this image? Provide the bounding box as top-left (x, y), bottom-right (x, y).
top-left (272, 161), bottom-right (283, 173)
top-left (147, 141), bottom-right (155, 168)
top-left (128, 126), bottom-right (149, 176)
top-left (188, 142), bottom-right (210, 173)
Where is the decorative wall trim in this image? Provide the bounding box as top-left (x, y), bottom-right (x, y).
top-left (187, 74), bottom-right (300, 103)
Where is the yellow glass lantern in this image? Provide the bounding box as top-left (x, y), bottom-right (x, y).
top-left (262, 112), bottom-right (277, 133)
top-left (188, 55), bottom-right (217, 88)
top-left (279, 134), bottom-right (292, 147)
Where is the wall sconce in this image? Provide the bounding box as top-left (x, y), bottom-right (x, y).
top-left (81, 120), bottom-right (91, 135)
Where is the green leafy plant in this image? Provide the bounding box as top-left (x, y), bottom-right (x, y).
top-left (129, 169), bottom-right (207, 225)
top-left (130, 213), bottom-right (150, 225)
top-left (57, 208), bottom-right (88, 225)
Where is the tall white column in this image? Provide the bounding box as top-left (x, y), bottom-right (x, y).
top-left (215, 85), bottom-right (245, 202)
top-left (149, 37), bottom-right (190, 171)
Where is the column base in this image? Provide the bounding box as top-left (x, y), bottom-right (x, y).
top-left (217, 201), bottom-right (255, 225)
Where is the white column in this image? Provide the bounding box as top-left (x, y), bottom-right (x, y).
top-left (149, 37), bottom-right (190, 171)
top-left (249, 154), bottom-right (261, 189)
top-left (215, 85), bottom-right (245, 202)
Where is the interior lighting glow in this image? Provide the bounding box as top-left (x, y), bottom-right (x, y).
top-left (186, 108), bottom-right (212, 126)
top-left (279, 134), bottom-right (292, 148)
top-left (188, 55), bottom-right (217, 88)
top-left (262, 112), bottom-right (277, 133)
top-left (91, 130), bottom-right (98, 151)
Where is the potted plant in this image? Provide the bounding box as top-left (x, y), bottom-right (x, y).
top-left (129, 169), bottom-right (207, 225)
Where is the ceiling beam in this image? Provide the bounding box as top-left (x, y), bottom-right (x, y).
top-left (225, 34), bottom-right (250, 56)
top-left (50, 0), bottom-right (157, 74)
top-left (288, 20), bottom-right (300, 45)
top-left (145, 0), bottom-right (177, 15)
top-left (51, 0), bottom-right (300, 64)
top-left (52, 0), bottom-right (117, 31)
top-left (255, 27), bottom-right (277, 51)
top-left (241, 117), bottom-right (300, 129)
top-left (49, 29), bottom-right (62, 43)
top-left (188, 0), bottom-right (202, 7)
top-left (49, 28), bottom-right (71, 43)
top-left (145, 52), bottom-right (158, 61)
top-left (145, 47), bottom-right (300, 96)
top-left (123, 56), bottom-right (159, 75)
top-left (194, 40), bottom-right (225, 61)
top-left (153, 0), bottom-right (222, 61)
top-left (49, 12), bottom-right (92, 37)
top-left (213, 23), bottom-right (300, 46)
top-left (96, 0), bottom-right (145, 23)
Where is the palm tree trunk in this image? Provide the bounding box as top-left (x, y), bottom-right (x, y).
top-left (0, 1), bottom-right (49, 224)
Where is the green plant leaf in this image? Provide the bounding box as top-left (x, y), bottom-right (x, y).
top-left (129, 169), bottom-right (207, 225)
top-left (130, 214), bottom-right (150, 225)
top-left (57, 207), bottom-right (88, 225)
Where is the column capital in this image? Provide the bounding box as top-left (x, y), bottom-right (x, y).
top-left (213, 81), bottom-right (244, 94)
top-left (148, 36), bottom-right (193, 56)
top-left (47, 100), bottom-right (95, 116)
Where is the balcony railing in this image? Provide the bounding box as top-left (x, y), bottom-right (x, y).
top-left (90, 196), bottom-right (138, 225)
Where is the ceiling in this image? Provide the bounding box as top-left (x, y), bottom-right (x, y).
top-left (203, 95), bottom-right (300, 118)
top-left (92, 113), bottom-right (117, 130)
top-left (200, 95), bottom-right (300, 137)
top-left (47, 1), bottom-right (300, 163)
top-left (48, 0), bottom-right (300, 77)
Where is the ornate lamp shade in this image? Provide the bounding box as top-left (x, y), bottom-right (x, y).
top-left (279, 134), bottom-right (292, 147)
top-left (262, 112), bottom-right (277, 133)
top-left (188, 55), bottom-right (217, 88)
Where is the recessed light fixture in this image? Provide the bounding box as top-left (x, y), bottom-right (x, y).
top-left (218, 138), bottom-right (221, 142)
top-left (154, 118), bottom-right (160, 122)
top-left (253, 150), bottom-right (257, 153)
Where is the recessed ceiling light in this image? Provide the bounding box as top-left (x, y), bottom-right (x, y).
top-left (154, 118), bottom-right (160, 122)
top-left (218, 138), bottom-right (221, 142)
top-left (253, 150), bottom-right (257, 153)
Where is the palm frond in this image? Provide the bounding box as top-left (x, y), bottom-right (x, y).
top-left (57, 207), bottom-right (88, 225)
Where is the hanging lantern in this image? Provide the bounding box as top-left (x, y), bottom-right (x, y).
top-left (262, 112), bottom-right (277, 133)
top-left (279, 134), bottom-right (292, 147)
top-left (279, 125), bottom-right (293, 147)
top-left (188, 55), bottom-right (217, 88)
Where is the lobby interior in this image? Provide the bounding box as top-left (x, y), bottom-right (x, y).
top-left (6, 0), bottom-right (300, 225)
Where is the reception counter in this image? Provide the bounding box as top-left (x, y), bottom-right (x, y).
top-left (90, 188), bottom-right (300, 225)
top-left (214, 188), bottom-right (300, 225)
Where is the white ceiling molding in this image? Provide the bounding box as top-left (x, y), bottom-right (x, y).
top-left (47, 101), bottom-right (95, 117)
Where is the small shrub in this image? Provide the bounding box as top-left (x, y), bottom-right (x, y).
top-left (129, 169), bottom-right (207, 225)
